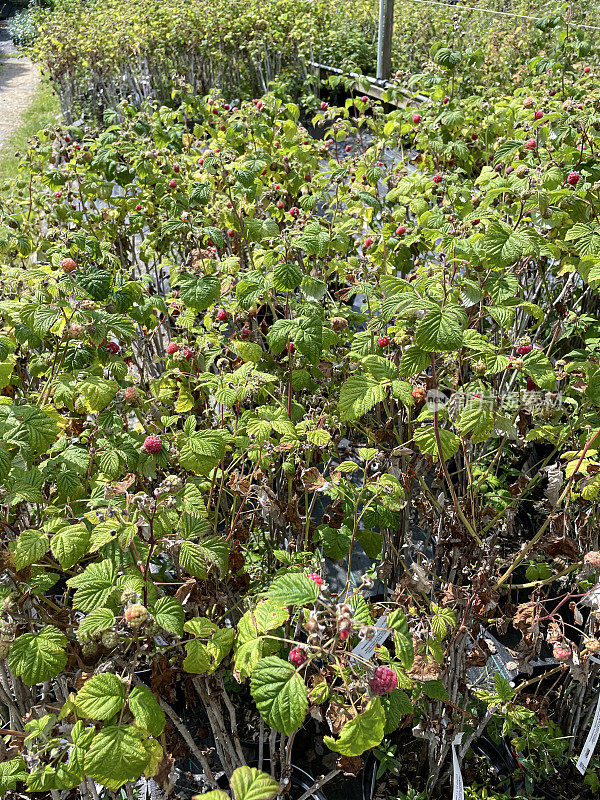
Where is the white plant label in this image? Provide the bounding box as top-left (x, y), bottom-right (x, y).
top-left (576, 656), bottom-right (600, 774)
top-left (350, 614), bottom-right (389, 661)
top-left (452, 733), bottom-right (464, 800)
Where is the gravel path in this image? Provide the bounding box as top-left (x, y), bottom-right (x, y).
top-left (0, 22), bottom-right (39, 150)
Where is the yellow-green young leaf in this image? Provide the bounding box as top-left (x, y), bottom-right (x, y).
top-left (323, 699), bottom-right (386, 756)
top-left (230, 766), bottom-right (279, 800)
top-left (388, 610), bottom-right (414, 670)
top-left (183, 639), bottom-right (212, 674)
top-left (175, 387), bottom-right (195, 413)
top-left (237, 600), bottom-right (289, 643)
top-left (77, 609), bottom-right (115, 643)
top-left (9, 626), bottom-right (67, 685)
top-left (80, 377), bottom-right (119, 413)
top-left (128, 686), bottom-right (165, 737)
top-left (84, 725), bottom-right (150, 791)
top-left (250, 656), bottom-right (308, 735)
top-left (267, 573), bottom-right (319, 605)
top-left (76, 674), bottom-right (126, 720)
top-left (179, 541), bottom-right (208, 579)
top-left (13, 529), bottom-right (49, 570)
top-left (413, 426), bottom-right (460, 461)
top-left (50, 525), bottom-right (90, 569)
top-left (152, 596), bottom-right (185, 636)
top-left (523, 349), bottom-right (556, 391)
top-left (306, 428), bottom-right (331, 446)
top-left (415, 307), bottom-right (465, 352)
top-left (197, 792), bottom-right (229, 800)
top-left (206, 628), bottom-right (235, 672)
top-left (338, 374), bottom-right (386, 420)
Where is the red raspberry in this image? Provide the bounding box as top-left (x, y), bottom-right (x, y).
top-left (180, 347), bottom-right (194, 360)
top-left (287, 342), bottom-right (295, 353)
top-left (135, 204), bottom-right (142, 211)
top-left (168, 179), bottom-right (177, 189)
top-left (412, 114), bottom-right (421, 124)
top-left (553, 643), bottom-right (572, 662)
top-left (124, 603), bottom-right (149, 628)
top-left (516, 344), bottom-right (532, 355)
top-left (144, 435), bottom-right (163, 454)
top-left (217, 309), bottom-right (228, 321)
top-left (307, 573), bottom-right (323, 587)
top-left (240, 327), bottom-right (251, 340)
top-left (227, 228), bottom-right (235, 238)
top-left (345, 145), bottom-right (352, 152)
top-left (369, 665), bottom-right (398, 695)
top-left (524, 138), bottom-right (537, 150)
top-left (567, 171), bottom-right (580, 186)
top-left (289, 646), bottom-right (307, 667)
top-left (412, 385), bottom-right (427, 403)
top-left (526, 377), bottom-right (538, 391)
top-left (377, 336), bottom-right (390, 348)
top-left (364, 237), bottom-right (373, 248)
top-left (585, 551), bottom-right (600, 568)
top-left (534, 110), bottom-right (544, 120)
top-left (584, 66), bottom-right (591, 74)
top-left (105, 341), bottom-right (120, 354)
top-left (173, 164), bottom-right (180, 173)
top-left (320, 101), bottom-right (328, 110)
top-left (433, 173), bottom-right (443, 184)
top-left (289, 207), bottom-right (300, 218)
top-left (443, 96), bottom-right (449, 104)
top-left (396, 226), bottom-right (406, 235)
top-left (523, 97), bottom-right (534, 108)
top-left (61, 258), bottom-right (77, 274)
top-left (123, 387), bottom-right (137, 403)
top-left (166, 342), bottom-right (179, 355)
top-left (277, 200), bottom-right (285, 210)
top-left (361, 95), bottom-right (368, 103)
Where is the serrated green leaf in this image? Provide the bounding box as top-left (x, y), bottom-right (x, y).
top-left (251, 656), bottom-right (308, 735)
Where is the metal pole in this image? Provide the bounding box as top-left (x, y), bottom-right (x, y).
top-left (376, 0), bottom-right (395, 81)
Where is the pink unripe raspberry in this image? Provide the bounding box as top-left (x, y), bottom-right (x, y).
top-left (553, 643), bottom-right (572, 662)
top-left (166, 342), bottom-right (179, 355)
top-left (433, 173), bottom-right (443, 184)
top-left (168, 179), bottom-right (178, 189)
top-left (125, 603), bottom-right (149, 628)
top-left (534, 110), bottom-right (543, 120)
top-left (396, 226), bottom-right (406, 235)
top-left (256, 100), bottom-right (264, 110)
top-left (277, 200), bottom-right (285, 209)
top-left (585, 551), bottom-right (600, 567)
top-left (217, 309), bottom-right (228, 321)
top-left (123, 387), bottom-right (137, 403)
top-left (523, 97), bottom-right (534, 108)
top-left (516, 344), bottom-right (532, 355)
top-left (345, 145), bottom-right (352, 152)
top-left (369, 665), bottom-right (398, 695)
top-left (144, 435), bottom-right (163, 454)
top-left (567, 171), bottom-right (580, 186)
top-left (61, 257), bottom-right (77, 274)
top-left (307, 573), bottom-right (323, 587)
top-left (584, 66), bottom-right (591, 74)
top-left (412, 114), bottom-right (421, 124)
top-left (320, 101), bottom-right (328, 110)
top-left (364, 236), bottom-right (373, 248)
top-left (180, 347), bottom-right (194, 360)
top-left (524, 138), bottom-right (537, 150)
top-left (378, 336), bottom-right (390, 348)
top-left (289, 646), bottom-right (307, 666)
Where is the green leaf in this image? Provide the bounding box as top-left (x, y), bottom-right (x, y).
top-left (152, 596), bottom-right (185, 636)
top-left (179, 540), bottom-right (208, 578)
top-left (77, 608), bottom-right (115, 643)
top-left (295, 314), bottom-right (323, 364)
top-left (421, 680), bottom-right (449, 701)
top-left (339, 374), bottom-right (386, 420)
top-left (484, 222), bottom-right (531, 264)
top-left (387, 610), bottom-right (414, 670)
top-left (128, 685), bottom-right (165, 737)
top-left (84, 725), bottom-right (150, 790)
top-left (267, 573), bottom-right (319, 605)
top-left (230, 766), bottom-right (279, 800)
top-left (183, 639), bottom-right (212, 674)
top-left (179, 273), bottom-right (221, 310)
top-left (0, 758), bottom-right (27, 795)
top-left (238, 600), bottom-right (289, 642)
top-left (415, 307), bottom-right (464, 352)
top-left (9, 626), bottom-right (67, 685)
top-left (413, 426), bottom-right (460, 461)
top-left (76, 674), bottom-right (126, 720)
top-left (50, 525), bottom-right (90, 569)
top-left (273, 262), bottom-right (302, 292)
top-left (67, 559), bottom-right (117, 612)
top-left (13, 529), bottom-right (49, 570)
top-left (251, 656), bottom-right (308, 735)
top-left (523, 349), bottom-right (556, 390)
top-left (323, 698), bottom-right (385, 756)
top-left (80, 377), bottom-right (118, 413)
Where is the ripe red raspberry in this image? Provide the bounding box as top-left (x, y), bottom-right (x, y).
top-left (240, 327), bottom-right (251, 340)
top-left (289, 646), bottom-right (307, 667)
top-left (584, 66), bottom-right (591, 74)
top-left (168, 179), bottom-right (177, 189)
top-left (364, 236), bottom-right (373, 248)
top-left (135, 204), bottom-right (142, 211)
top-left (123, 387), bottom-right (137, 403)
top-left (412, 113), bottom-right (421, 124)
top-left (585, 551), bottom-right (600, 568)
top-left (287, 342), bottom-right (295, 353)
top-left (396, 226), bottom-right (406, 235)
top-left (61, 257), bottom-right (77, 273)
top-left (173, 164), bottom-right (180, 173)
top-left (377, 336), bottom-right (390, 348)
top-left (227, 228), bottom-right (235, 238)
top-left (144, 435), bottom-right (163, 454)
top-left (307, 573), bottom-right (323, 587)
top-left (516, 344), bottom-right (532, 355)
top-left (443, 96), bottom-right (449, 104)
top-left (567, 171), bottom-right (580, 186)
top-left (166, 342), bottom-right (179, 355)
top-left (524, 138), bottom-right (537, 150)
top-left (256, 100), bottom-right (264, 110)
top-left (289, 207), bottom-right (300, 218)
top-left (105, 341), bottom-right (120, 354)
top-left (320, 101), bottom-right (328, 110)
top-left (534, 110), bottom-right (543, 120)
top-left (277, 200), bottom-right (285, 210)
top-left (361, 95), bottom-right (368, 103)
top-left (553, 643), bottom-right (572, 662)
top-left (345, 145), bottom-right (352, 152)
top-left (180, 347), bottom-right (194, 360)
top-left (217, 309), bottom-right (228, 321)
top-left (433, 173), bottom-right (443, 184)
top-left (412, 385), bottom-right (427, 403)
top-left (526, 377), bottom-right (538, 391)
top-left (125, 603), bottom-right (149, 628)
top-left (369, 665), bottom-right (398, 695)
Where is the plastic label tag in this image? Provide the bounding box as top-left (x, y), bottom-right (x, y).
top-left (452, 733), bottom-right (464, 800)
top-left (576, 656), bottom-right (600, 775)
top-left (350, 614), bottom-right (389, 662)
